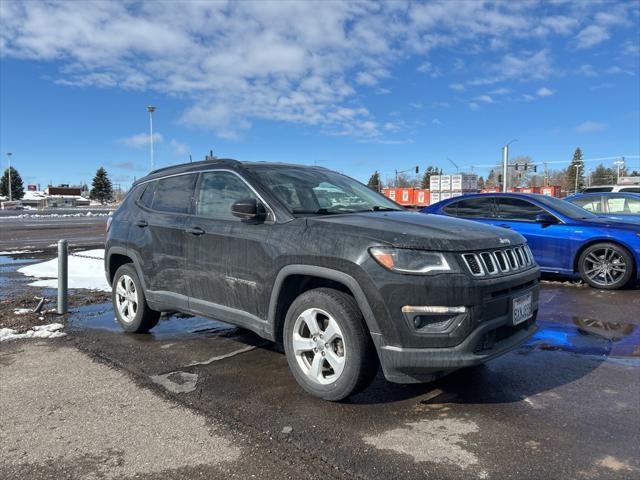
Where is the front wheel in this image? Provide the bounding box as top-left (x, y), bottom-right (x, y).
top-left (578, 243), bottom-right (634, 290)
top-left (283, 288), bottom-right (378, 401)
top-left (112, 264), bottom-right (160, 332)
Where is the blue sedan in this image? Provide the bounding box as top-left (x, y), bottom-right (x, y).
top-left (565, 192), bottom-right (640, 222)
top-left (422, 193), bottom-right (640, 289)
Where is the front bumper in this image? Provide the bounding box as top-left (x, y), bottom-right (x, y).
top-left (365, 264), bottom-right (540, 383)
top-left (372, 311), bottom-right (537, 383)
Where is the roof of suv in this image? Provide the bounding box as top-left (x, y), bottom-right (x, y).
top-left (134, 158), bottom-right (328, 186)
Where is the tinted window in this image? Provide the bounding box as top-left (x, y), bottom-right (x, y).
top-left (619, 187), bottom-right (640, 193)
top-left (138, 182), bottom-right (156, 208)
top-left (582, 187), bottom-right (613, 193)
top-left (151, 174), bottom-right (196, 214)
top-left (446, 197), bottom-right (495, 218)
top-left (195, 171), bottom-right (257, 219)
top-left (571, 196), bottom-right (602, 213)
top-left (607, 195), bottom-right (640, 214)
top-left (496, 198), bottom-right (545, 221)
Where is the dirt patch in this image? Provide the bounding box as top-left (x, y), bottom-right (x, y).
top-left (0, 289), bottom-right (110, 330)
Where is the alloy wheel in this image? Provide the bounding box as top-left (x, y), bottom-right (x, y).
top-left (583, 247), bottom-right (627, 287)
top-left (115, 274), bottom-right (139, 323)
top-left (292, 308), bottom-right (346, 385)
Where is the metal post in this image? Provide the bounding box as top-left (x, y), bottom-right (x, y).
top-left (7, 152), bottom-right (12, 201)
top-left (57, 239), bottom-right (68, 315)
top-left (574, 164), bottom-right (580, 194)
top-left (502, 145), bottom-right (508, 192)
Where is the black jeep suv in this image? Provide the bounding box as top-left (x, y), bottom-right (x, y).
top-left (105, 159), bottom-right (540, 400)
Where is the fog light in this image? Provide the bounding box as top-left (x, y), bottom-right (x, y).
top-left (402, 306), bottom-right (468, 333)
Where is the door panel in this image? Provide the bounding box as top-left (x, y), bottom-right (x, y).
top-left (184, 171), bottom-right (273, 325)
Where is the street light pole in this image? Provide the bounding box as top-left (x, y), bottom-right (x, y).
top-left (146, 105), bottom-right (156, 171)
top-left (502, 139), bottom-right (518, 192)
top-left (574, 164), bottom-right (581, 194)
top-left (6, 152), bottom-right (12, 201)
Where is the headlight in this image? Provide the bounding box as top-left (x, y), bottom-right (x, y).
top-left (369, 247), bottom-right (451, 274)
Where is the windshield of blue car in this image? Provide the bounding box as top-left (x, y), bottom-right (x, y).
top-left (535, 195), bottom-right (599, 219)
top-left (248, 166), bottom-right (403, 215)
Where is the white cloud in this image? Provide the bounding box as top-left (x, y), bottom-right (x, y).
top-left (1, 1), bottom-right (637, 140)
top-left (118, 133), bottom-right (163, 149)
top-left (490, 87), bottom-right (511, 95)
top-left (169, 139), bottom-right (189, 157)
top-left (575, 25), bottom-right (610, 49)
top-left (574, 121), bottom-right (607, 134)
top-left (432, 118), bottom-right (442, 126)
top-left (476, 95), bottom-right (493, 104)
top-left (468, 102), bottom-right (479, 111)
top-left (536, 87), bottom-right (554, 97)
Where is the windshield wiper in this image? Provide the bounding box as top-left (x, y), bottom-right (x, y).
top-left (292, 208), bottom-right (345, 215)
top-left (372, 206), bottom-right (401, 211)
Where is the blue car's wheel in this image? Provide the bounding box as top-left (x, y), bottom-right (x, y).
top-left (578, 243), bottom-right (634, 290)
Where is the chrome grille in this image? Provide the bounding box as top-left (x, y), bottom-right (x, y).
top-left (461, 245), bottom-right (534, 277)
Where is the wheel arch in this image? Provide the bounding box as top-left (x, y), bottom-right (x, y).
top-left (267, 265), bottom-right (381, 345)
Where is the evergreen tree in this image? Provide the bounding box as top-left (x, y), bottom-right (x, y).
top-left (477, 176), bottom-right (485, 190)
top-left (366, 171), bottom-right (381, 191)
top-left (486, 170), bottom-right (497, 188)
top-left (566, 147), bottom-right (585, 193)
top-left (90, 167), bottom-right (114, 204)
top-left (0, 166), bottom-right (25, 200)
top-left (420, 165), bottom-right (439, 189)
top-left (590, 163), bottom-right (615, 185)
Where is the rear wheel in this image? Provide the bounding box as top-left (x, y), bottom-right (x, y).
top-left (112, 264), bottom-right (160, 332)
top-left (283, 288), bottom-right (378, 401)
top-left (578, 243), bottom-right (634, 290)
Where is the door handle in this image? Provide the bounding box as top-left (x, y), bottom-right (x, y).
top-left (186, 226), bottom-right (205, 236)
top-left (135, 220), bottom-right (148, 228)
top-left (498, 224), bottom-right (511, 229)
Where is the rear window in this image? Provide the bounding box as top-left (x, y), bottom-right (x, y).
top-left (582, 187), bottom-right (613, 193)
top-left (151, 174), bottom-right (197, 214)
top-left (138, 182), bottom-right (156, 208)
top-left (619, 187), bottom-right (640, 193)
top-left (445, 197), bottom-right (495, 218)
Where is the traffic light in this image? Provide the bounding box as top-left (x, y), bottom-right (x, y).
top-left (498, 174), bottom-right (503, 183)
top-left (415, 166), bottom-right (419, 174)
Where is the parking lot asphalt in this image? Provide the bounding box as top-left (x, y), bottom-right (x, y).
top-left (2, 272), bottom-right (638, 479)
top-left (0, 214), bottom-right (107, 250)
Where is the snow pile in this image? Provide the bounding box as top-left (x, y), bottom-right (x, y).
top-left (18, 249), bottom-right (110, 292)
top-left (13, 308), bottom-right (32, 315)
top-left (0, 323), bottom-right (66, 342)
top-left (0, 249), bottom-right (43, 255)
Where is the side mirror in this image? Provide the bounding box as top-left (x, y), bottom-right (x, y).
top-left (535, 213), bottom-right (558, 225)
top-left (231, 198), bottom-right (267, 222)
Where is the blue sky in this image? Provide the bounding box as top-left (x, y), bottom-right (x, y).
top-left (1, 0), bottom-right (639, 189)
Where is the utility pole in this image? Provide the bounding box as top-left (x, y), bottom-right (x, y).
top-left (543, 162), bottom-right (548, 187)
top-left (6, 152), bottom-right (12, 201)
top-left (501, 139), bottom-right (517, 192)
top-left (146, 105), bottom-right (156, 171)
top-left (574, 164), bottom-right (581, 194)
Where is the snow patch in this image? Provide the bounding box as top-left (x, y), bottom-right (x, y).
top-left (13, 308), bottom-right (32, 315)
top-left (0, 212), bottom-right (111, 219)
top-left (0, 323), bottom-right (66, 342)
top-left (0, 249), bottom-right (43, 255)
top-left (18, 249), bottom-right (109, 292)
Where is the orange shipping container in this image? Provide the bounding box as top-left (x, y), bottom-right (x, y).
top-left (414, 189), bottom-right (430, 206)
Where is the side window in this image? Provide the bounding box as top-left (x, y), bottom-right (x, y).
top-left (619, 187), bottom-right (640, 193)
top-left (138, 181), bottom-right (156, 208)
top-left (448, 197), bottom-right (494, 218)
top-left (151, 174), bottom-right (197, 214)
top-left (607, 196), bottom-right (640, 214)
top-left (196, 171), bottom-right (257, 219)
top-left (496, 198), bottom-right (545, 221)
top-left (571, 197), bottom-right (601, 213)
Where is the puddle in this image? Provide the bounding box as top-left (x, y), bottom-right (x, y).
top-left (0, 255), bottom-right (38, 273)
top-left (526, 317), bottom-right (640, 357)
top-left (67, 302), bottom-right (237, 340)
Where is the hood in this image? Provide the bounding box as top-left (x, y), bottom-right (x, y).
top-left (308, 211), bottom-right (525, 251)
top-left (582, 216), bottom-right (640, 228)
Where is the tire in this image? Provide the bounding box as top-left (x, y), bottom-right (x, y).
top-left (283, 288), bottom-right (378, 401)
top-left (112, 264), bottom-right (160, 333)
top-left (578, 242), bottom-right (635, 290)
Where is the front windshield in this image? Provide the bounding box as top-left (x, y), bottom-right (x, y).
top-left (248, 166), bottom-right (403, 215)
top-left (535, 195), bottom-right (598, 219)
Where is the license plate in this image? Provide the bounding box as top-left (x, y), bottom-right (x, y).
top-left (512, 292), bottom-right (533, 325)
